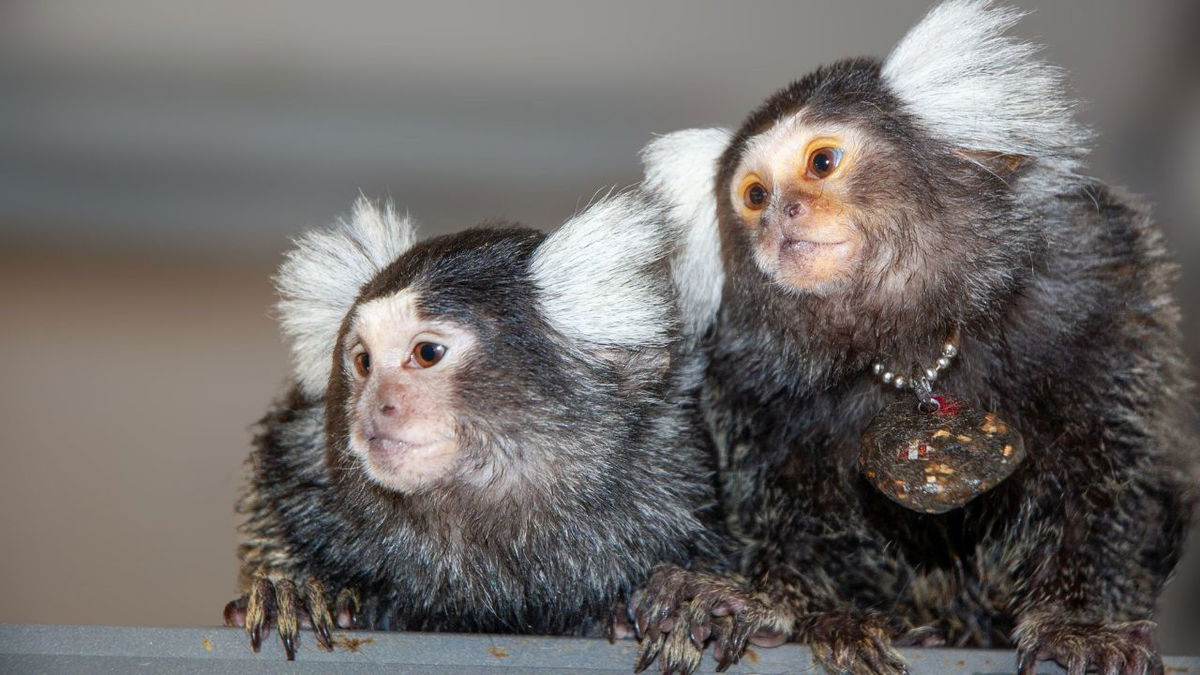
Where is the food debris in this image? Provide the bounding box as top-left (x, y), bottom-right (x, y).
top-left (334, 636), bottom-right (375, 652)
top-left (201, 636), bottom-right (213, 652)
top-left (488, 646), bottom-right (510, 658)
top-left (980, 413), bottom-right (1008, 434)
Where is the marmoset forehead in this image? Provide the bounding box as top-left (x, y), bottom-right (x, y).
top-left (350, 290), bottom-right (470, 348)
top-left (739, 115), bottom-right (869, 175)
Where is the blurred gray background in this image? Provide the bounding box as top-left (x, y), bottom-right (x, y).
top-left (1, 0), bottom-right (1197, 651)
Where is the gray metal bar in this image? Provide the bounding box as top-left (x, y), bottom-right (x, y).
top-left (1, 625), bottom-right (1198, 674)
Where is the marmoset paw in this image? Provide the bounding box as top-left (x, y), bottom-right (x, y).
top-left (1015, 618), bottom-right (1162, 675)
top-left (223, 575), bottom-right (357, 660)
top-left (799, 611), bottom-right (910, 675)
top-left (632, 566), bottom-right (788, 674)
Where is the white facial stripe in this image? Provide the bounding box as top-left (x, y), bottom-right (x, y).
top-left (350, 290), bottom-right (474, 372)
top-left (352, 290), bottom-right (419, 371)
top-left (736, 114), bottom-right (868, 200)
top-left (740, 112), bottom-right (808, 186)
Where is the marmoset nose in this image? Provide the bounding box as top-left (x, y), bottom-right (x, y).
top-left (373, 380), bottom-right (408, 420)
top-left (784, 202), bottom-right (805, 219)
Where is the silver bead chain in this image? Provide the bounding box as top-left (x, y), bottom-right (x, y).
top-left (871, 340), bottom-right (959, 391)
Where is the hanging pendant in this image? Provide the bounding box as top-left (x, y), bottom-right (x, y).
top-left (860, 391), bottom-right (1025, 514)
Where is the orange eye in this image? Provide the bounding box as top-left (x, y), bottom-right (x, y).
top-left (353, 351), bottom-right (371, 378)
top-left (411, 342), bottom-right (446, 368)
top-left (807, 147), bottom-right (843, 179)
top-left (743, 182), bottom-right (769, 210)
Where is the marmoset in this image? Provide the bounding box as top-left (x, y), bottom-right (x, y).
top-left (634, 1), bottom-right (1196, 674)
top-left (223, 192), bottom-right (716, 659)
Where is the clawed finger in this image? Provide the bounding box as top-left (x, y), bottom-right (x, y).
top-left (634, 632), bottom-right (664, 673)
top-left (274, 578), bottom-right (301, 660)
top-left (228, 576), bottom-right (346, 660)
top-left (304, 578), bottom-right (335, 651)
top-left (245, 576), bottom-right (275, 652)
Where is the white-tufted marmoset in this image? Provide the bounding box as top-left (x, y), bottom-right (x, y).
top-left (633, 2), bottom-right (1197, 674)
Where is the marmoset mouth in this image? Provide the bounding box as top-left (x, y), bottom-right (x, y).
top-left (781, 238), bottom-right (848, 252)
top-left (366, 435), bottom-right (449, 459)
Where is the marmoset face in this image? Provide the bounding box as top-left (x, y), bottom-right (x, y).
top-left (340, 289), bottom-right (476, 494)
top-left (729, 118), bottom-right (873, 295)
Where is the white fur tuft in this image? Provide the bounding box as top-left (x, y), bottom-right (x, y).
top-left (640, 127), bottom-right (732, 340)
top-left (275, 196), bottom-right (417, 397)
top-left (882, 0), bottom-right (1091, 175)
top-left (531, 191), bottom-right (674, 350)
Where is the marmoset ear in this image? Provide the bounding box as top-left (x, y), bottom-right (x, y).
top-left (882, 0), bottom-right (1091, 180)
top-left (529, 190), bottom-right (675, 354)
top-left (641, 127), bottom-right (731, 340)
top-left (275, 196), bottom-right (417, 398)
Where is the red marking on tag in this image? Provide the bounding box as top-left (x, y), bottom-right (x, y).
top-left (898, 442), bottom-right (931, 461)
top-left (933, 396), bottom-right (961, 416)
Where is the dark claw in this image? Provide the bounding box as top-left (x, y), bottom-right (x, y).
top-left (633, 634), bottom-right (661, 673)
top-left (245, 576), bottom-right (275, 652)
top-left (712, 616), bottom-right (738, 672)
top-left (689, 623), bottom-right (710, 649)
top-left (304, 578), bottom-right (334, 651)
top-left (281, 632), bottom-right (296, 661)
top-left (660, 627), bottom-right (702, 675)
top-left (1017, 648), bottom-right (1036, 675)
top-left (634, 610), bottom-right (649, 640)
top-left (274, 578), bottom-right (300, 661)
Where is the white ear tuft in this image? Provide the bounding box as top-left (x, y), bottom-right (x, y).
top-left (882, 0), bottom-right (1090, 175)
top-left (641, 127), bottom-right (731, 340)
top-left (275, 196), bottom-right (417, 397)
top-left (531, 190), bottom-right (674, 351)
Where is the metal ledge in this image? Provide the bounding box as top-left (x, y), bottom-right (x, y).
top-left (1, 624), bottom-right (1197, 674)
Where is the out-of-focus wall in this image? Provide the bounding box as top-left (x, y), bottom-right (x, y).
top-left (1, 0), bottom-right (1197, 651)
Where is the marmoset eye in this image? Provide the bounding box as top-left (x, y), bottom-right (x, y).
top-left (353, 351), bottom-right (371, 377)
top-left (412, 342), bottom-right (446, 368)
top-left (808, 147), bottom-right (842, 179)
top-left (743, 182), bottom-right (769, 210)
